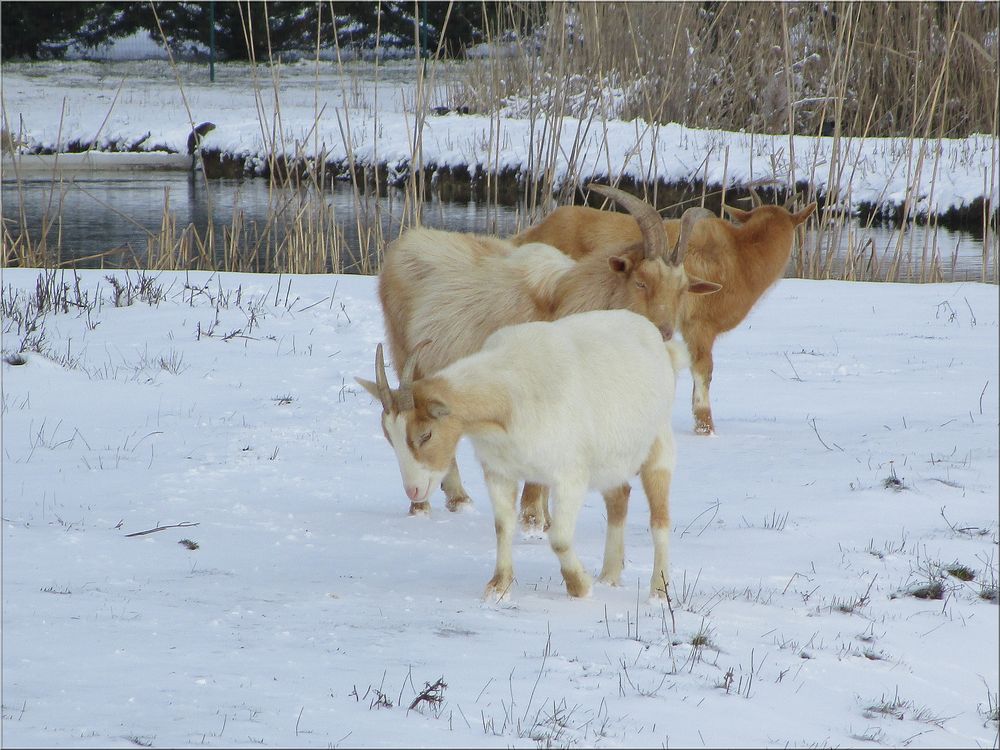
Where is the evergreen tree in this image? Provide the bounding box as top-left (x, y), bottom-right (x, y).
top-left (1, 2), bottom-right (532, 62)
top-left (1, 2), bottom-right (97, 59)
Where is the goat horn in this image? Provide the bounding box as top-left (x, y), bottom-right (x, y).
top-left (784, 189), bottom-right (797, 210)
top-left (397, 339), bottom-right (431, 411)
top-left (586, 183), bottom-right (669, 263)
top-left (374, 343), bottom-right (394, 412)
top-left (749, 186), bottom-right (764, 207)
top-left (669, 207), bottom-right (715, 265)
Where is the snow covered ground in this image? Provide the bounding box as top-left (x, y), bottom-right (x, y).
top-left (2, 267), bottom-right (997, 748)
top-left (2, 59), bottom-right (997, 220)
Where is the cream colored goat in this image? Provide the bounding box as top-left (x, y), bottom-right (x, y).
top-left (358, 309), bottom-right (687, 600)
top-left (377, 184), bottom-right (720, 520)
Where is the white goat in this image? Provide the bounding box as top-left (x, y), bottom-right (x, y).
top-left (357, 308), bottom-right (686, 600)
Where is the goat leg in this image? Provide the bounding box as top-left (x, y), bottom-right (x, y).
top-left (483, 470), bottom-right (518, 600)
top-left (518, 483), bottom-right (550, 532)
top-left (441, 457), bottom-right (473, 512)
top-left (641, 432), bottom-right (674, 599)
top-left (548, 481), bottom-right (592, 598)
top-left (687, 333), bottom-right (717, 435)
top-left (597, 483), bottom-right (631, 586)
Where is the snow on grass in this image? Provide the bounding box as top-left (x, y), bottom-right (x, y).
top-left (2, 267), bottom-right (997, 748)
top-left (2, 60), bottom-right (997, 218)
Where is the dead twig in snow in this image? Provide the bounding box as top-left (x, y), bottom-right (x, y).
top-left (408, 677), bottom-right (447, 712)
top-left (124, 521), bottom-right (200, 537)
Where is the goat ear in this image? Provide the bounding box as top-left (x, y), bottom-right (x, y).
top-left (687, 276), bottom-right (722, 295)
top-left (723, 205), bottom-right (752, 224)
top-left (426, 399), bottom-right (451, 419)
top-left (608, 255), bottom-right (633, 275)
top-left (355, 377), bottom-right (385, 403)
top-left (792, 202), bottom-right (817, 225)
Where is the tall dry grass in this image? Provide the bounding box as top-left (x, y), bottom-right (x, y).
top-left (455, 0), bottom-right (997, 283)
top-left (460, 2), bottom-right (997, 140)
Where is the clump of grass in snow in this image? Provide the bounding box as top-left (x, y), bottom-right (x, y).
top-left (865, 534), bottom-right (910, 560)
top-left (861, 647), bottom-right (888, 662)
top-left (893, 552), bottom-right (999, 603)
top-left (882, 462), bottom-right (907, 491)
top-left (763, 510), bottom-right (789, 531)
top-left (1, 273), bottom-right (97, 367)
top-left (157, 350), bottom-right (187, 375)
top-left (862, 688), bottom-right (951, 727)
top-left (714, 651), bottom-right (758, 698)
top-left (105, 271), bottom-right (168, 307)
top-left (908, 581), bottom-right (945, 600)
top-left (349, 682), bottom-right (393, 711)
top-left (851, 727), bottom-right (886, 744)
top-left (980, 686), bottom-right (1000, 726)
top-left (974, 551), bottom-right (999, 604)
top-left (939, 506), bottom-right (994, 539)
top-left (944, 563), bottom-right (976, 582)
top-left (825, 576), bottom-right (878, 615)
top-left (689, 623), bottom-right (716, 650)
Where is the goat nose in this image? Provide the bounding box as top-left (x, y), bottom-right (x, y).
top-left (659, 325), bottom-right (674, 341)
top-left (406, 485), bottom-right (420, 501)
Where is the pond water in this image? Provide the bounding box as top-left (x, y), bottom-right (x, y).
top-left (2, 170), bottom-right (525, 272)
top-left (2, 170), bottom-right (993, 282)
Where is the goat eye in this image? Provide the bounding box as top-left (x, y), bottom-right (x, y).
top-left (418, 431), bottom-right (432, 446)
top-left (635, 280), bottom-right (647, 290)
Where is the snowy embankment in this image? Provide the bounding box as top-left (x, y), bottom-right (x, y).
top-left (2, 268), bottom-right (997, 748)
top-left (2, 60), bottom-right (997, 223)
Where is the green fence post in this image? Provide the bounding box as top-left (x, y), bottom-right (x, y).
top-left (209, 0), bottom-right (216, 82)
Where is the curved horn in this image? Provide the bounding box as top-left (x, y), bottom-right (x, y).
top-left (374, 344), bottom-right (394, 412)
top-left (670, 206), bottom-right (715, 265)
top-left (749, 186), bottom-right (764, 207)
top-left (397, 339), bottom-right (431, 411)
top-left (586, 182), bottom-right (669, 263)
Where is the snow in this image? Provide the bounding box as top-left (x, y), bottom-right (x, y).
top-left (64, 31), bottom-right (174, 63)
top-left (2, 60), bottom-right (997, 219)
top-left (2, 267), bottom-right (997, 748)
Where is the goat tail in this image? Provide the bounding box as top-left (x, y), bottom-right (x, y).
top-left (664, 339), bottom-right (691, 375)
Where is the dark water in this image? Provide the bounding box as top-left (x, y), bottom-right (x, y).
top-left (1, 171), bottom-right (525, 271)
top-left (2, 170), bottom-right (992, 281)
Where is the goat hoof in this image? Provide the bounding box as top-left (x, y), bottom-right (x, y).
top-left (408, 501), bottom-right (431, 516)
top-left (484, 574), bottom-right (514, 601)
top-left (694, 420), bottom-right (715, 435)
top-left (519, 513), bottom-right (547, 536)
top-left (597, 571), bottom-right (623, 587)
top-left (445, 495), bottom-right (472, 512)
top-left (562, 572), bottom-right (593, 598)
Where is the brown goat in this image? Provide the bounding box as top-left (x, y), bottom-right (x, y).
top-left (513, 192), bottom-right (817, 435)
top-left (376, 185), bottom-right (721, 523)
